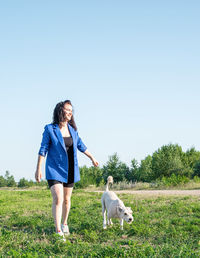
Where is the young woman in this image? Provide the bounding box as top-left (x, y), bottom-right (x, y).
top-left (35, 100), bottom-right (99, 240)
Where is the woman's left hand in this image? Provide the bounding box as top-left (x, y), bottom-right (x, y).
top-left (91, 158), bottom-right (99, 167)
top-left (83, 149), bottom-right (99, 167)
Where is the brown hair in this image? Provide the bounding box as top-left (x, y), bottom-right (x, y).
top-left (52, 100), bottom-right (77, 131)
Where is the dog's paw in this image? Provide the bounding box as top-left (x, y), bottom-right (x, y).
top-left (103, 226), bottom-right (107, 230)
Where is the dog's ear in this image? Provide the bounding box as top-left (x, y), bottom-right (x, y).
top-left (117, 206), bottom-right (123, 213)
top-left (126, 207), bottom-right (133, 214)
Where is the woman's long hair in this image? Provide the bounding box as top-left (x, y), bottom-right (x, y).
top-left (52, 100), bottom-right (77, 131)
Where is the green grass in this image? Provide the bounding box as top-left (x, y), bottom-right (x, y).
top-left (0, 189), bottom-right (200, 257)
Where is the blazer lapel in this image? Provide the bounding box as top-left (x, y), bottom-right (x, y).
top-left (53, 124), bottom-right (66, 152)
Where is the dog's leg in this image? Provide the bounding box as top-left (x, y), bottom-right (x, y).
top-left (120, 218), bottom-right (124, 230)
top-left (102, 201), bottom-right (107, 229)
top-left (107, 214), bottom-right (113, 226)
top-left (107, 212), bottom-right (113, 227)
top-left (107, 213), bottom-right (109, 225)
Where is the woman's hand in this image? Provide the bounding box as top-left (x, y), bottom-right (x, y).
top-left (35, 169), bottom-right (42, 182)
top-left (83, 150), bottom-right (99, 167)
top-left (91, 157), bottom-right (99, 167)
top-left (35, 155), bottom-right (45, 182)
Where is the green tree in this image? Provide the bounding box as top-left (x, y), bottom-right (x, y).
top-left (28, 180), bottom-right (35, 187)
top-left (102, 153), bottom-right (129, 183)
top-left (193, 161), bottom-right (200, 177)
top-left (38, 180), bottom-right (48, 187)
top-left (185, 147), bottom-right (200, 172)
top-left (151, 144), bottom-right (189, 180)
top-left (5, 171), bottom-right (17, 187)
top-left (89, 166), bottom-right (103, 186)
top-left (18, 178), bottom-right (30, 187)
top-left (0, 175), bottom-right (6, 187)
top-left (75, 166), bottom-right (89, 188)
top-left (125, 158), bottom-right (139, 182)
top-left (138, 155), bottom-right (153, 182)
top-left (75, 165), bottom-right (103, 188)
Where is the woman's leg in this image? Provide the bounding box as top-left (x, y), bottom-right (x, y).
top-left (62, 187), bottom-right (73, 225)
top-left (50, 183), bottom-right (64, 232)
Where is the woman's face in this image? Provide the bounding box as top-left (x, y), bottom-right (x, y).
top-left (63, 103), bottom-right (73, 122)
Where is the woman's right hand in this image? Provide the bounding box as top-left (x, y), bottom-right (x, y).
top-left (35, 169), bottom-right (42, 183)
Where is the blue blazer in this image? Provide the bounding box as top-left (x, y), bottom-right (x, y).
top-left (38, 123), bottom-right (87, 183)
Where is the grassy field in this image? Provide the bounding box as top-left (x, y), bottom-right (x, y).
top-left (0, 188), bottom-right (200, 257)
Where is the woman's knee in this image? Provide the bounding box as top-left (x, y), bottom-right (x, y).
top-left (63, 197), bottom-right (71, 205)
top-left (53, 195), bottom-right (63, 205)
top-left (51, 191), bottom-right (63, 205)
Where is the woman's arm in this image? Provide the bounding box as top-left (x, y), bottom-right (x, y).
top-left (35, 155), bottom-right (45, 182)
top-left (83, 149), bottom-right (99, 167)
top-left (36, 125), bottom-right (51, 182)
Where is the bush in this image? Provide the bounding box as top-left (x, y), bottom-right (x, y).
top-left (156, 173), bottom-right (190, 187)
top-left (193, 175), bottom-right (200, 183)
top-left (0, 175), bottom-right (7, 187)
top-left (75, 166), bottom-right (103, 189)
top-left (37, 180), bottom-right (48, 187)
top-left (18, 178), bottom-right (32, 188)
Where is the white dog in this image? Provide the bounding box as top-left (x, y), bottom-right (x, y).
top-left (101, 176), bottom-right (133, 230)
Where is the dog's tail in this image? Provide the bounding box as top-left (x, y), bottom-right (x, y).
top-left (106, 176), bottom-right (113, 191)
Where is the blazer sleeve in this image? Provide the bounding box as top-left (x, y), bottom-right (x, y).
top-left (38, 125), bottom-right (51, 157)
top-left (77, 132), bottom-right (87, 153)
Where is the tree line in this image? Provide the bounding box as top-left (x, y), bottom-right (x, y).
top-left (1, 144), bottom-right (200, 188)
top-left (76, 143), bottom-right (200, 188)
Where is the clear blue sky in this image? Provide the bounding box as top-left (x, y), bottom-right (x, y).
top-left (0, 1), bottom-right (200, 181)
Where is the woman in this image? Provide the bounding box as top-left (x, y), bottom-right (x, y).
top-left (35, 100), bottom-right (99, 240)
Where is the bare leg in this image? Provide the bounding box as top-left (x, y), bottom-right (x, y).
top-left (50, 184), bottom-right (64, 232)
top-left (62, 187), bottom-right (73, 225)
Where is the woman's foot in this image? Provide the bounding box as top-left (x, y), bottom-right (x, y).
top-left (56, 230), bottom-right (66, 242)
top-left (61, 224), bottom-right (70, 236)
